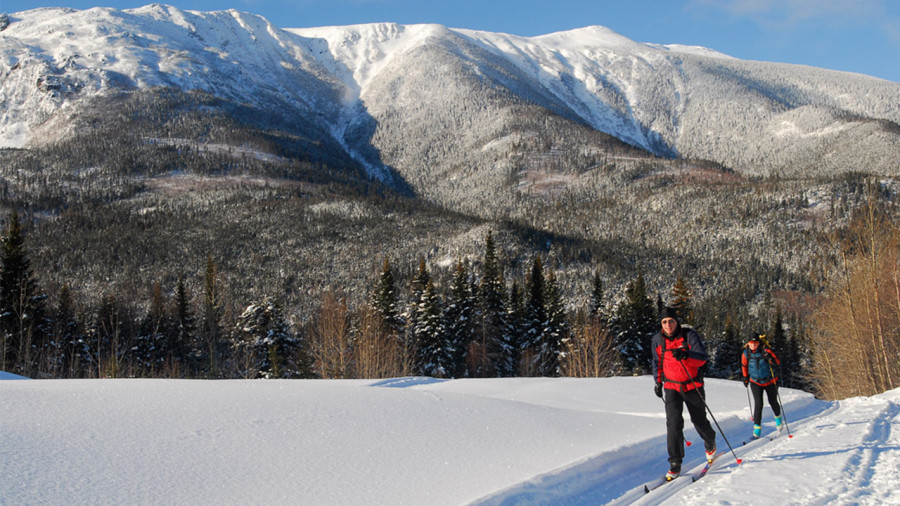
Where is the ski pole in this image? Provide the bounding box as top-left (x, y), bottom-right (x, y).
top-left (768, 362), bottom-right (793, 438)
top-left (677, 358), bottom-right (742, 465)
top-left (745, 383), bottom-right (753, 421)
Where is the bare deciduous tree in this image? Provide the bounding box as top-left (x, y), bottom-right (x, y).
top-left (809, 197), bottom-right (899, 399)
top-left (561, 314), bottom-right (617, 378)
top-left (309, 290), bottom-right (352, 379)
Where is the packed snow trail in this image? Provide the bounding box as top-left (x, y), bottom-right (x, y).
top-left (678, 389), bottom-right (900, 505)
top-left (470, 387), bottom-right (900, 505)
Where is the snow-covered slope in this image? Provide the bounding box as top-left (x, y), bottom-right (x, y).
top-left (2, 5), bottom-right (898, 177)
top-left (0, 5), bottom-right (344, 147)
top-left (2, 375), bottom-right (898, 505)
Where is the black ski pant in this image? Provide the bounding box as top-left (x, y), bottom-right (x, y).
top-left (750, 382), bottom-right (781, 426)
top-left (664, 387), bottom-right (716, 466)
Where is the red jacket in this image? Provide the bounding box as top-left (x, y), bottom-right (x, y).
top-left (651, 326), bottom-right (709, 392)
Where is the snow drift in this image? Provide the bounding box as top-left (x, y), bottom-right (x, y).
top-left (3, 375), bottom-right (898, 504)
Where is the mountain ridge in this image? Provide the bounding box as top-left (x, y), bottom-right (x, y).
top-left (2, 5), bottom-right (897, 181)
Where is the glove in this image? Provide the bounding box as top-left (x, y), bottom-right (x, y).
top-left (654, 383), bottom-right (663, 398)
top-left (673, 348), bottom-right (688, 361)
top-left (743, 377), bottom-right (749, 387)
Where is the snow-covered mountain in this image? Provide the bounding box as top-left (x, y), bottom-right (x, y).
top-left (2, 5), bottom-right (898, 184)
top-left (3, 374), bottom-right (899, 504)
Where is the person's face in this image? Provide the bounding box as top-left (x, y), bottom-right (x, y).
top-left (661, 318), bottom-right (678, 336)
top-left (748, 340), bottom-right (760, 350)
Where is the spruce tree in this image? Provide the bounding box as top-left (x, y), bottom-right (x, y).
top-left (540, 269), bottom-right (568, 377)
top-left (52, 285), bottom-right (85, 378)
top-left (505, 280), bottom-right (525, 375)
top-left (414, 280), bottom-right (448, 377)
top-left (134, 282), bottom-right (172, 375)
top-left (444, 260), bottom-right (474, 377)
top-left (589, 271), bottom-right (603, 318)
top-left (373, 258), bottom-right (403, 337)
top-left (407, 259), bottom-right (430, 351)
top-left (769, 306), bottom-right (787, 382)
top-left (612, 272), bottom-right (657, 374)
top-left (172, 275), bottom-right (193, 368)
top-left (232, 298), bottom-right (311, 378)
top-left (0, 210), bottom-right (46, 375)
top-left (522, 256), bottom-right (547, 376)
top-left (711, 316), bottom-right (742, 379)
top-left (670, 277), bottom-right (695, 325)
top-left (477, 231), bottom-right (510, 377)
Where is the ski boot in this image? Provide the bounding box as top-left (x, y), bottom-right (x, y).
top-left (751, 424), bottom-right (761, 439)
top-left (665, 463), bottom-right (681, 481)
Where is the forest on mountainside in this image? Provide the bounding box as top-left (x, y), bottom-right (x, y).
top-left (0, 88), bottom-right (896, 399)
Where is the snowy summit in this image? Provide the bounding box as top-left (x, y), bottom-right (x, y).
top-left (1, 5), bottom-right (898, 177)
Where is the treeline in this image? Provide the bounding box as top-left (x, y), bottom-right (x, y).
top-left (0, 88), bottom-right (893, 399)
top-left (2, 216), bottom-right (810, 388)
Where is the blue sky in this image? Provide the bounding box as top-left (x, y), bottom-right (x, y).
top-left (4, 0), bottom-right (899, 82)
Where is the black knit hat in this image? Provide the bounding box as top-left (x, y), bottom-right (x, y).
top-left (659, 306), bottom-right (679, 322)
top-left (748, 333), bottom-right (762, 343)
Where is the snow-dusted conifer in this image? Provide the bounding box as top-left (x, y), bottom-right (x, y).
top-left (711, 317), bottom-right (742, 379)
top-left (505, 280), bottom-right (525, 375)
top-left (539, 269), bottom-right (568, 377)
top-left (611, 272), bottom-right (656, 374)
top-left (232, 298), bottom-right (310, 379)
top-left (373, 257), bottom-right (403, 337)
top-left (522, 256), bottom-right (547, 376)
top-left (414, 279), bottom-right (448, 377)
top-left (444, 260), bottom-right (475, 377)
top-left (476, 231), bottom-right (511, 377)
top-left (0, 210), bottom-right (47, 375)
top-left (589, 271), bottom-right (603, 318)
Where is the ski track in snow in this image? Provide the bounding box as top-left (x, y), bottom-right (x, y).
top-left (470, 388), bottom-right (900, 506)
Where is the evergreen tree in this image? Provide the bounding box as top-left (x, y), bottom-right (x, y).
top-left (373, 258), bottom-right (403, 337)
top-left (173, 275), bottom-right (193, 366)
top-left (539, 269), bottom-right (568, 377)
top-left (588, 271), bottom-right (603, 318)
top-left (522, 256), bottom-right (547, 376)
top-left (670, 277), bottom-right (695, 325)
top-left (612, 272), bottom-right (657, 374)
top-left (476, 231), bottom-right (511, 377)
top-left (232, 298), bottom-right (311, 378)
top-left (505, 280), bottom-right (526, 375)
top-left (784, 312), bottom-right (806, 389)
top-left (407, 259), bottom-right (430, 355)
top-left (52, 285), bottom-right (86, 378)
top-left (711, 316), bottom-right (742, 379)
top-left (134, 282), bottom-right (173, 375)
top-left (444, 260), bottom-right (475, 378)
top-left (414, 280), bottom-right (448, 377)
top-left (768, 306), bottom-right (787, 382)
top-left (0, 210), bottom-right (47, 375)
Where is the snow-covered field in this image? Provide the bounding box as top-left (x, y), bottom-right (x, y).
top-left (2, 372), bottom-right (898, 505)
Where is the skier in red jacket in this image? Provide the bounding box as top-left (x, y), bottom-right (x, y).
top-left (651, 307), bottom-right (716, 480)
